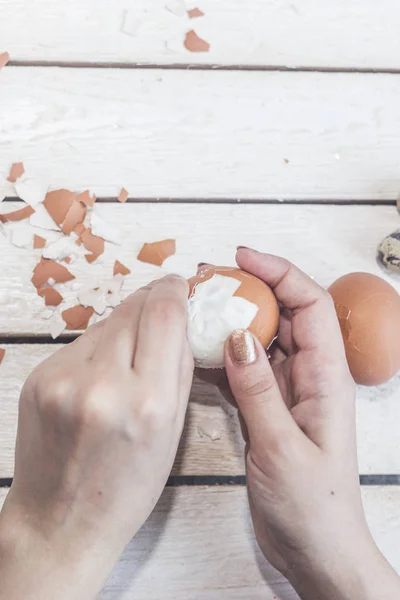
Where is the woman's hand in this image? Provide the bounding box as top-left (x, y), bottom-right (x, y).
top-left (0, 275), bottom-right (194, 600)
top-left (224, 248), bottom-right (400, 600)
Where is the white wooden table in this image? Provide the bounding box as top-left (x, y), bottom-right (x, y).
top-left (0, 2), bottom-right (400, 598)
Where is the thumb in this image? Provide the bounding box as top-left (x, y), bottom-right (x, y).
top-left (225, 330), bottom-right (302, 454)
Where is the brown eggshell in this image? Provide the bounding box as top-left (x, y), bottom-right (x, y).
top-left (61, 200), bottom-right (86, 235)
top-left (7, 162), bottom-right (25, 183)
top-left (0, 52), bottom-right (10, 69)
top-left (114, 260), bottom-right (131, 276)
top-left (329, 272), bottom-right (400, 386)
top-left (118, 188), bottom-right (129, 203)
top-left (31, 258), bottom-right (75, 291)
top-left (184, 30), bottom-right (210, 52)
top-left (62, 305), bottom-right (94, 331)
top-left (137, 239), bottom-right (176, 267)
top-left (43, 288), bottom-right (63, 307)
top-left (43, 189), bottom-right (76, 226)
top-left (0, 348), bottom-right (5, 366)
top-left (33, 234), bottom-right (46, 249)
top-left (188, 266), bottom-right (279, 350)
top-left (0, 205), bottom-right (35, 223)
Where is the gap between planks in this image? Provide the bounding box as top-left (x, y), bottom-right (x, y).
top-left (8, 61), bottom-right (400, 75)
top-left (1, 476), bottom-right (400, 488)
top-left (1, 197), bottom-right (397, 206)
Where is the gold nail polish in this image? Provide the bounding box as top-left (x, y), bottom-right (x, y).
top-left (229, 330), bottom-right (257, 365)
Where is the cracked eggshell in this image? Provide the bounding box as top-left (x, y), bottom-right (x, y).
top-left (377, 230), bottom-right (400, 276)
top-left (188, 266), bottom-right (279, 369)
top-left (329, 272), bottom-right (400, 386)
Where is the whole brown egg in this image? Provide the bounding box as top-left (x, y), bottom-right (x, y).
top-left (329, 272), bottom-right (400, 386)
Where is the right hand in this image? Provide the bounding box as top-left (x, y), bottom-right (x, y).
top-left (224, 248), bottom-right (400, 599)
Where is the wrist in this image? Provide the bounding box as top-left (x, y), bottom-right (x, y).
top-left (0, 500), bottom-right (120, 600)
top-left (287, 535), bottom-right (400, 600)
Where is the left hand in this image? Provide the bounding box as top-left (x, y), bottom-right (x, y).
top-left (0, 275), bottom-right (194, 600)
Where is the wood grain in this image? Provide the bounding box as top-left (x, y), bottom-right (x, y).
top-left (0, 344), bottom-right (399, 477)
top-left (0, 486), bottom-right (399, 598)
top-left (2, 69), bottom-right (400, 199)
top-left (1, 203), bottom-right (399, 334)
top-left (0, 1), bottom-right (399, 69)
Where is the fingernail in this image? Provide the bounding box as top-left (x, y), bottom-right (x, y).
top-left (198, 262), bottom-right (208, 267)
top-left (236, 246), bottom-right (249, 251)
top-left (229, 330), bottom-right (257, 365)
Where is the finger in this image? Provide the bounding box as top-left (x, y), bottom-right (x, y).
top-left (177, 337), bottom-right (195, 423)
top-left (91, 285), bottom-right (153, 368)
top-left (225, 329), bottom-right (308, 456)
top-left (134, 275), bottom-right (190, 382)
top-left (236, 248), bottom-right (345, 356)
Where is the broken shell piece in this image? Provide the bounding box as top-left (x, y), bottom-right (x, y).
top-left (74, 223), bottom-right (86, 236)
top-left (0, 52), bottom-right (9, 69)
top-left (32, 258), bottom-right (75, 291)
top-left (29, 204), bottom-right (60, 231)
top-left (184, 30), bottom-right (210, 52)
top-left (0, 348), bottom-right (5, 366)
top-left (43, 237), bottom-right (80, 262)
top-left (198, 418), bottom-right (221, 441)
top-left (50, 318), bottom-right (66, 340)
top-left (34, 234), bottom-right (46, 249)
top-left (0, 205), bottom-right (35, 223)
top-left (188, 8), bottom-right (205, 18)
top-left (137, 239), bottom-right (176, 266)
top-left (121, 10), bottom-right (142, 36)
top-left (114, 260), bottom-right (131, 276)
top-left (43, 288), bottom-right (63, 307)
top-left (11, 226), bottom-right (33, 248)
top-left (81, 227), bottom-right (105, 256)
top-left (78, 287), bottom-right (108, 316)
top-left (77, 190), bottom-right (96, 207)
top-left (44, 189), bottom-right (76, 226)
top-left (62, 200), bottom-right (86, 235)
top-left (377, 230), bottom-right (400, 276)
top-left (62, 305), bottom-right (94, 330)
top-left (118, 187), bottom-right (129, 203)
top-left (7, 162), bottom-right (24, 183)
top-left (91, 208), bottom-right (120, 244)
top-left (85, 253), bottom-right (100, 264)
top-left (165, 0), bottom-right (186, 16)
top-left (15, 177), bottom-right (48, 208)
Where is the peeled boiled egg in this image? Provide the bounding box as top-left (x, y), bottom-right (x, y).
top-left (188, 266), bottom-right (279, 369)
top-left (329, 272), bottom-right (400, 386)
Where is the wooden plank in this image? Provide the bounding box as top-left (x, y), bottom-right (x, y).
top-left (0, 345), bottom-right (399, 477)
top-left (1, 68), bottom-right (400, 199)
top-left (0, 1), bottom-right (400, 69)
top-left (1, 203), bottom-right (399, 335)
top-left (0, 486), bottom-right (399, 598)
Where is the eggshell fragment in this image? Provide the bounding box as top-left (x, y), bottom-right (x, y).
top-left (0, 205), bottom-right (35, 223)
top-left (91, 208), bottom-right (120, 244)
top-left (15, 177), bottom-right (48, 208)
top-left (114, 260), bottom-right (131, 276)
top-left (184, 30), bottom-right (210, 52)
top-left (43, 288), bottom-right (63, 307)
top-left (29, 204), bottom-right (60, 231)
top-left (11, 226), bottom-right (33, 248)
top-left (44, 189), bottom-right (76, 227)
top-left (118, 188), bottom-right (129, 203)
top-left (188, 266), bottom-right (279, 369)
top-left (34, 234), bottom-right (46, 249)
top-left (377, 230), bottom-right (400, 276)
top-left (77, 190), bottom-right (96, 207)
top-left (137, 239), bottom-right (176, 266)
top-left (81, 227), bottom-right (105, 257)
top-left (188, 8), bottom-right (205, 18)
top-left (62, 200), bottom-right (86, 235)
top-left (32, 258), bottom-right (75, 291)
top-left (0, 52), bottom-right (9, 69)
top-left (329, 272), bottom-right (400, 386)
top-left (0, 348), bottom-right (5, 365)
top-left (7, 162), bottom-right (24, 183)
top-left (62, 305), bottom-right (94, 330)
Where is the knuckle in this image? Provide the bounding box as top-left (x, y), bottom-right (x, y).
top-left (151, 296), bottom-right (186, 324)
top-left (35, 375), bottom-right (75, 416)
top-left (238, 373), bottom-right (276, 399)
top-left (135, 394), bottom-right (173, 432)
top-left (77, 380), bottom-right (121, 432)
